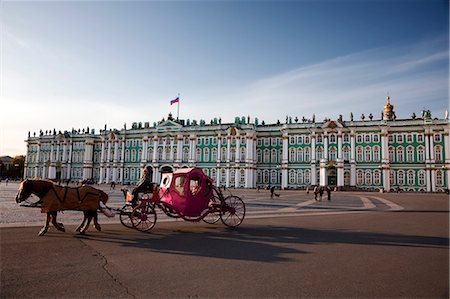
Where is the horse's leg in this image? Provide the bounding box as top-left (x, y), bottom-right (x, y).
top-left (50, 211), bottom-right (65, 232)
top-left (93, 211), bottom-right (101, 231)
top-left (80, 212), bottom-right (93, 234)
top-left (75, 212), bottom-right (88, 232)
top-left (38, 212), bottom-right (51, 236)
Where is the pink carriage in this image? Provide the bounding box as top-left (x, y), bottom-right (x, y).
top-left (121, 168), bottom-right (246, 232)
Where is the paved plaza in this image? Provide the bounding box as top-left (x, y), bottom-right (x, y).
top-left (1, 182), bottom-right (449, 298)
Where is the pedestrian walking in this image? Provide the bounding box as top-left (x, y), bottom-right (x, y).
top-left (313, 185), bottom-right (318, 200)
top-left (319, 186), bottom-right (324, 201)
top-left (326, 186), bottom-right (331, 201)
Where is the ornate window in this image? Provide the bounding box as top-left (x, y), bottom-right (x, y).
top-left (397, 134), bottom-right (404, 143)
top-left (289, 170), bottom-right (296, 184)
top-left (397, 170), bottom-right (405, 186)
top-left (203, 148), bottom-right (209, 162)
top-left (435, 146), bottom-right (443, 162)
top-left (196, 148), bottom-right (202, 161)
top-left (396, 146), bottom-right (404, 162)
top-left (434, 133), bottom-right (442, 143)
top-left (257, 149), bottom-right (262, 163)
top-left (271, 149), bottom-right (277, 163)
top-left (212, 148), bottom-right (218, 162)
top-left (416, 134), bottom-right (423, 143)
top-left (373, 170), bottom-right (381, 185)
top-left (390, 170), bottom-right (395, 186)
top-left (317, 147), bottom-right (323, 160)
top-left (418, 170), bottom-right (426, 186)
top-left (407, 170), bottom-right (415, 186)
top-left (357, 170), bottom-right (363, 185)
top-left (329, 147), bottom-right (337, 161)
top-left (240, 147), bottom-right (246, 161)
top-left (304, 170), bottom-right (310, 185)
top-left (436, 170), bottom-right (443, 186)
top-left (417, 146), bottom-right (425, 162)
top-left (365, 146), bottom-right (371, 162)
top-left (343, 146), bottom-right (350, 161)
top-left (356, 146), bottom-right (363, 162)
top-left (264, 149), bottom-right (270, 163)
top-left (329, 134), bottom-right (336, 143)
top-left (406, 146), bottom-right (414, 162)
top-left (183, 148), bottom-right (189, 161)
top-left (297, 148), bottom-right (303, 162)
top-left (304, 147), bottom-right (310, 162)
top-left (365, 170), bottom-right (372, 185)
top-left (297, 170), bottom-right (303, 184)
top-left (289, 148), bottom-right (296, 163)
top-left (373, 146), bottom-right (380, 162)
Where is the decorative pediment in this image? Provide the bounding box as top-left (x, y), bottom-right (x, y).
top-left (157, 120), bottom-right (183, 129)
top-left (322, 120), bottom-right (344, 129)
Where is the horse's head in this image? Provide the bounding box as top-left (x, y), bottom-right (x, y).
top-left (99, 190), bottom-right (109, 204)
top-left (15, 179), bottom-right (33, 203)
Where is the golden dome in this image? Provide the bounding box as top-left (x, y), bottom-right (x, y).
top-left (384, 95), bottom-right (393, 112)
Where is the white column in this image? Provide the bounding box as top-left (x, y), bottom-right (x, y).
top-left (444, 130), bottom-right (450, 190)
top-left (225, 168), bottom-right (230, 188)
top-left (235, 135), bottom-right (241, 163)
top-left (162, 139), bottom-right (167, 161)
top-left (48, 142), bottom-right (56, 179)
top-left (235, 167), bottom-right (240, 188)
top-left (114, 141), bottom-right (119, 162)
top-left (310, 133), bottom-right (316, 185)
top-left (281, 133), bottom-right (289, 189)
top-left (169, 138), bottom-right (174, 161)
top-left (337, 132), bottom-right (343, 160)
top-left (152, 136), bottom-right (158, 162)
top-left (217, 135), bottom-right (222, 163)
top-left (337, 160), bottom-right (344, 187)
top-left (323, 133), bottom-right (329, 161)
top-left (226, 135), bottom-right (231, 162)
top-left (350, 131), bottom-right (356, 186)
top-left (319, 159), bottom-right (327, 186)
top-left (67, 141), bottom-right (72, 181)
top-left (176, 135), bottom-right (183, 162)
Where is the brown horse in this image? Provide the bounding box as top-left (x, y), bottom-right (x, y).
top-left (15, 179), bottom-right (111, 236)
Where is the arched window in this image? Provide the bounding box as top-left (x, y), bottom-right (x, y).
top-left (373, 170), bottom-right (381, 185)
top-left (304, 147), bottom-right (310, 162)
top-left (297, 170), bottom-right (303, 184)
top-left (418, 170), bottom-right (426, 186)
top-left (357, 170), bottom-right (363, 185)
top-left (344, 171), bottom-right (351, 186)
top-left (131, 149), bottom-right (136, 162)
top-left (221, 148), bottom-right (227, 161)
top-left (343, 146), bottom-right (350, 161)
top-left (158, 148), bottom-right (163, 161)
top-left (396, 147), bottom-right (404, 162)
top-left (230, 148), bottom-right (236, 161)
top-left (406, 146), bottom-right (414, 162)
top-left (196, 148), bottom-right (202, 161)
top-left (173, 148), bottom-right (177, 161)
top-left (271, 149), bottom-right (277, 163)
top-left (356, 146), bottom-right (363, 162)
top-left (240, 147), bottom-right (246, 161)
top-left (240, 169), bottom-right (245, 184)
top-left (212, 148), bottom-right (218, 162)
top-left (329, 147), bottom-right (336, 161)
top-left (257, 149), bottom-right (262, 163)
top-left (407, 170), bottom-right (415, 186)
top-left (289, 170), bottom-right (296, 184)
top-left (397, 170), bottom-right (405, 185)
top-left (263, 170), bottom-right (269, 184)
top-left (329, 134), bottom-right (336, 143)
top-left (138, 149), bottom-right (142, 161)
top-left (289, 148), bottom-right (296, 163)
top-left (417, 146), bottom-right (425, 162)
top-left (388, 146), bottom-right (394, 162)
top-left (317, 147), bottom-right (323, 160)
top-left (264, 149), bottom-right (270, 163)
top-left (390, 170), bottom-right (395, 186)
top-left (297, 148), bottom-right (303, 162)
top-left (183, 148), bottom-right (189, 161)
top-left (203, 148), bottom-right (209, 162)
top-left (365, 170), bottom-right (372, 185)
top-left (365, 146), bottom-right (371, 162)
top-left (435, 146), bottom-right (443, 161)
top-left (436, 170), bottom-right (443, 186)
top-left (304, 170), bottom-right (310, 185)
top-left (373, 146), bottom-right (380, 162)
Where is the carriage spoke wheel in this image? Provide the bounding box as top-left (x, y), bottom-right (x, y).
top-left (220, 196), bottom-right (245, 228)
top-left (119, 204), bottom-right (134, 229)
top-left (203, 196), bottom-right (221, 224)
top-left (131, 202), bottom-right (157, 232)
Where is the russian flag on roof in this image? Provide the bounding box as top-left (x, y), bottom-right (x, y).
top-left (170, 97), bottom-right (179, 105)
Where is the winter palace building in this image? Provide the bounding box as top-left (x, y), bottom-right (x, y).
top-left (24, 97), bottom-right (449, 192)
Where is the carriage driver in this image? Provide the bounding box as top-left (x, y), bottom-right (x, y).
top-left (131, 166), bottom-right (153, 207)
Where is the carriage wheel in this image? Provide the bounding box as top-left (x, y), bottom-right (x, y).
top-left (119, 204), bottom-right (134, 229)
top-left (203, 196), bottom-right (221, 224)
top-left (220, 196), bottom-right (245, 227)
top-left (203, 211), bottom-right (221, 224)
top-left (131, 202), bottom-right (157, 232)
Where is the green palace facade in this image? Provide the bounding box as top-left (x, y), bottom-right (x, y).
top-left (24, 97), bottom-right (449, 192)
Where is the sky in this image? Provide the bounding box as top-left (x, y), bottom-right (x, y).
top-left (1, 0), bottom-right (449, 157)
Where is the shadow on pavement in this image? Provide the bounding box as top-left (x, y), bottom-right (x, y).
top-left (75, 224), bottom-right (449, 263)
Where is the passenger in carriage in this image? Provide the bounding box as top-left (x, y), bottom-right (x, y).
top-left (132, 167), bottom-right (153, 207)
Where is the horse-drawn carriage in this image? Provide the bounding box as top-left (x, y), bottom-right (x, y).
top-left (120, 167), bottom-right (246, 232)
top-left (15, 168), bottom-right (245, 235)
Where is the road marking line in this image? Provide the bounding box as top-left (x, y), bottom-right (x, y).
top-left (359, 196), bottom-right (376, 209)
top-left (371, 196), bottom-right (404, 211)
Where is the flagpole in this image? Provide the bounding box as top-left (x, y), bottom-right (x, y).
top-left (177, 93), bottom-right (180, 120)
